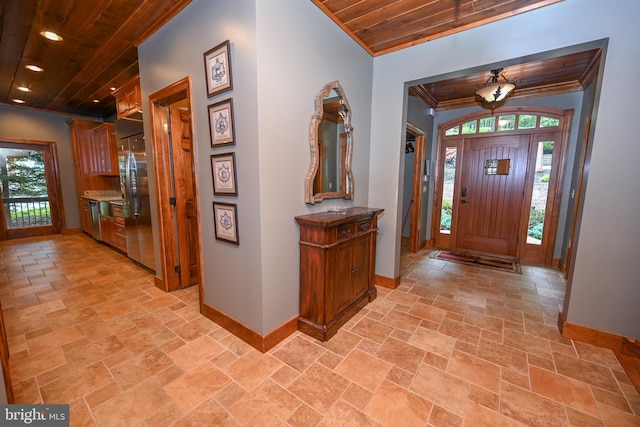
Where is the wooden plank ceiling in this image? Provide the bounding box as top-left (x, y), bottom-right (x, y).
top-left (0, 0), bottom-right (191, 118)
top-left (0, 0), bottom-right (597, 117)
top-left (312, 0), bottom-right (565, 56)
top-left (313, 0), bottom-right (600, 110)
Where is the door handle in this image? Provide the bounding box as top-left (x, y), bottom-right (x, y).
top-left (461, 187), bottom-right (467, 197)
top-left (461, 200), bottom-right (467, 204)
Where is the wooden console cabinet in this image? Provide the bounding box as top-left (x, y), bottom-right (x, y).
top-left (295, 207), bottom-right (383, 341)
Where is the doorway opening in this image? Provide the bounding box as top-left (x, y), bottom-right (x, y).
top-left (0, 138), bottom-right (64, 240)
top-left (432, 107), bottom-right (572, 265)
top-left (149, 77), bottom-right (202, 292)
top-left (401, 123), bottom-right (426, 253)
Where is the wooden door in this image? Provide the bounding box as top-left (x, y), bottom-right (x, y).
top-left (170, 108), bottom-right (200, 288)
top-left (456, 134), bottom-right (529, 256)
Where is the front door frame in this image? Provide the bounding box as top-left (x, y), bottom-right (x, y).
top-left (432, 106), bottom-right (572, 265)
top-left (149, 76), bottom-right (203, 293)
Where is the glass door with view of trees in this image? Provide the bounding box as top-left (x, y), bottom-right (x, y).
top-left (0, 142), bottom-right (62, 240)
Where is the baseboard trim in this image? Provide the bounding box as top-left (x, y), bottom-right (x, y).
top-left (375, 274), bottom-right (400, 289)
top-left (154, 276), bottom-right (165, 291)
top-left (557, 312), bottom-right (624, 350)
top-left (622, 337), bottom-right (640, 358)
top-left (202, 302), bottom-right (297, 353)
top-left (558, 312), bottom-right (640, 393)
top-left (62, 227), bottom-right (82, 235)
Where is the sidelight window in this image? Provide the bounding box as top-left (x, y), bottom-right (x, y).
top-left (527, 140), bottom-right (554, 244)
top-left (440, 147), bottom-right (457, 233)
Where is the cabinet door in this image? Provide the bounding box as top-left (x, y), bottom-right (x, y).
top-left (80, 200), bottom-right (92, 234)
top-left (326, 239), bottom-right (355, 321)
top-left (114, 76), bottom-right (141, 119)
top-left (100, 216), bottom-right (114, 245)
top-left (80, 134), bottom-right (97, 175)
top-left (125, 85), bottom-right (141, 113)
top-left (352, 234), bottom-right (371, 298)
top-left (91, 124), bottom-right (118, 175)
top-left (93, 127), bottom-right (107, 174)
top-left (116, 96), bottom-right (131, 118)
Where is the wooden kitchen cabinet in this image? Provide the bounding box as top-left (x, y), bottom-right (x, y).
top-left (112, 204), bottom-right (127, 252)
top-left (113, 75), bottom-right (141, 119)
top-left (67, 119), bottom-right (120, 200)
top-left (80, 198), bottom-right (93, 235)
top-left (91, 123), bottom-right (118, 176)
top-left (99, 215), bottom-right (114, 246)
top-left (295, 207), bottom-right (383, 341)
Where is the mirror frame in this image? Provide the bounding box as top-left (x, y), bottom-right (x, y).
top-left (304, 81), bottom-right (354, 204)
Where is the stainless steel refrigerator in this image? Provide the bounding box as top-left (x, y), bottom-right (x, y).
top-left (117, 130), bottom-right (155, 272)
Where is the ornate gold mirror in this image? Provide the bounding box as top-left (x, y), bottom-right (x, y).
top-left (304, 81), bottom-right (354, 204)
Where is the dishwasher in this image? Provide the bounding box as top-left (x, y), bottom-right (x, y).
top-left (88, 200), bottom-right (102, 241)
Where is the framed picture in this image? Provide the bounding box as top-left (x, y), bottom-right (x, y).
top-left (213, 202), bottom-right (239, 245)
top-left (208, 98), bottom-right (235, 147)
top-left (211, 152), bottom-right (238, 196)
top-left (204, 40), bottom-right (232, 97)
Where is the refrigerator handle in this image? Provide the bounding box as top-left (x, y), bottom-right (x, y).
top-left (124, 153), bottom-right (132, 207)
top-left (131, 155), bottom-right (140, 216)
top-left (125, 153), bottom-right (138, 214)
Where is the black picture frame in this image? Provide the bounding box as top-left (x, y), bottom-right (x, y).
top-left (213, 202), bottom-right (239, 245)
top-left (208, 98), bottom-right (235, 147)
top-left (203, 40), bottom-right (233, 97)
top-left (211, 152), bottom-right (238, 196)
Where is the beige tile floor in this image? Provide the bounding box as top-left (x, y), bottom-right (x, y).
top-left (0, 234), bottom-right (639, 426)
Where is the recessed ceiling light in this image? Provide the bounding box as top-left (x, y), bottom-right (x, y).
top-left (110, 87), bottom-right (116, 91)
top-left (12, 99), bottom-right (26, 104)
top-left (92, 99), bottom-right (100, 103)
top-left (26, 64), bottom-right (44, 72)
top-left (17, 86), bottom-right (31, 92)
top-left (40, 31), bottom-right (63, 41)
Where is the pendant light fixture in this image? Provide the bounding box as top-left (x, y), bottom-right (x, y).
top-left (476, 68), bottom-right (517, 112)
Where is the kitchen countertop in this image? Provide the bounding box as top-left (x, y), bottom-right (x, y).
top-left (83, 190), bottom-right (122, 202)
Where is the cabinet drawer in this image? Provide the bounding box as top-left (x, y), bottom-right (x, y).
top-left (355, 220), bottom-right (372, 234)
top-left (337, 223), bottom-right (355, 240)
top-left (115, 234), bottom-right (127, 252)
top-left (114, 216), bottom-right (125, 225)
top-left (114, 223), bottom-right (125, 235)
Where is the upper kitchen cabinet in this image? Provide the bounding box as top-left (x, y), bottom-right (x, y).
top-left (67, 119), bottom-right (120, 199)
top-left (113, 75), bottom-right (142, 120)
top-left (91, 123), bottom-right (119, 176)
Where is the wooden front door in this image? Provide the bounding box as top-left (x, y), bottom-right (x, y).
top-left (456, 134), bottom-right (529, 256)
top-left (433, 108), bottom-right (572, 265)
top-left (170, 108), bottom-right (200, 288)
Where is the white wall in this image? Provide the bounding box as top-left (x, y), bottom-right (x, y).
top-left (369, 0), bottom-right (640, 338)
top-left (255, 0), bottom-right (373, 333)
top-left (139, 0), bottom-right (265, 332)
top-left (0, 105), bottom-right (96, 230)
top-left (139, 0), bottom-right (373, 335)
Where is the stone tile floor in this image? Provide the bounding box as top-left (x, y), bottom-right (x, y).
top-left (0, 234), bottom-right (638, 426)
